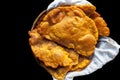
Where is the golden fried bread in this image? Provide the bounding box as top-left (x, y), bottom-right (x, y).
top-left (77, 5), bottom-right (110, 36)
top-left (37, 6), bottom-right (98, 57)
top-left (29, 29), bottom-right (91, 80)
top-left (28, 5), bottom-right (110, 80)
top-left (93, 17), bottom-right (110, 36)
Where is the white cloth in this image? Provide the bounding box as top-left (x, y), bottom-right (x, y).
top-left (47, 0), bottom-right (92, 11)
top-left (46, 0), bottom-right (120, 80)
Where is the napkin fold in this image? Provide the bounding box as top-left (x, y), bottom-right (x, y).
top-left (47, 0), bottom-right (92, 11)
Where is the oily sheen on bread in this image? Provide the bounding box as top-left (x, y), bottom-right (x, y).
top-left (28, 5), bottom-right (110, 80)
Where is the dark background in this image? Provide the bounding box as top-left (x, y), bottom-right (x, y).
top-left (7, 0), bottom-right (120, 80)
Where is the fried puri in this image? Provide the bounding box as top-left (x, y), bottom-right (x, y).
top-left (28, 5), bottom-right (110, 80)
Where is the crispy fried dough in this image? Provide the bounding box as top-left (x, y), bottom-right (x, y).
top-left (28, 5), bottom-right (110, 80)
top-left (37, 6), bottom-right (98, 57)
top-left (29, 29), bottom-right (91, 80)
top-left (77, 5), bottom-right (110, 36)
top-left (93, 17), bottom-right (110, 36)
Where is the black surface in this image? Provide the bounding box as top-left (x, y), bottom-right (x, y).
top-left (9, 0), bottom-right (120, 80)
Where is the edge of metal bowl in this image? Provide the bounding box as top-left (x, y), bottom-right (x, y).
top-left (31, 10), bottom-right (47, 30)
